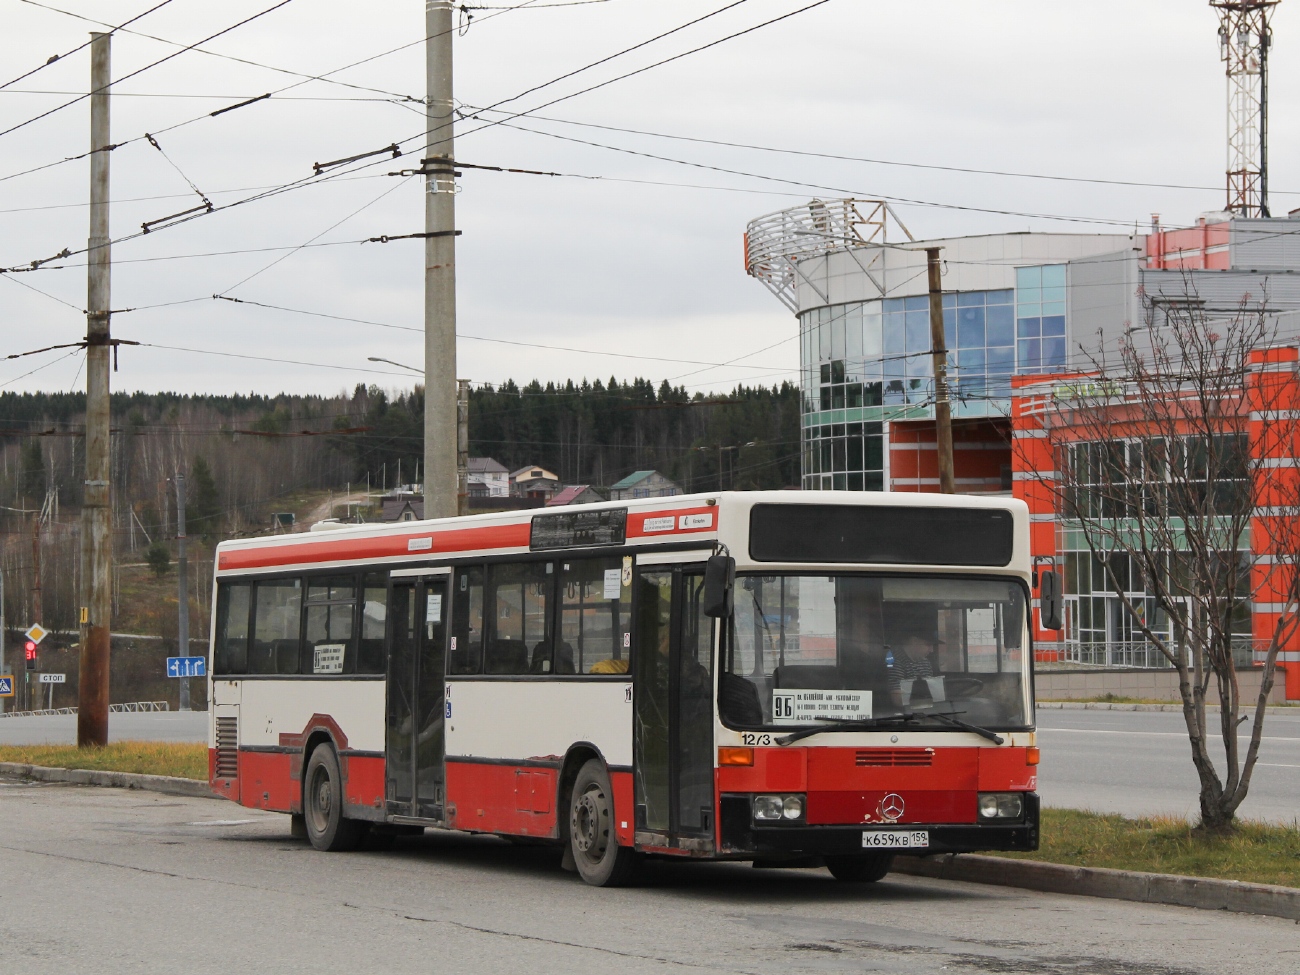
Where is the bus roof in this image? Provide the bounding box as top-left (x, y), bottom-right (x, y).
top-left (214, 490), bottom-right (1028, 576)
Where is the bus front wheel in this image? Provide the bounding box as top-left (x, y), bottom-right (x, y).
top-left (825, 853), bottom-right (894, 883)
top-left (303, 745), bottom-right (366, 852)
top-left (569, 759), bottom-right (639, 887)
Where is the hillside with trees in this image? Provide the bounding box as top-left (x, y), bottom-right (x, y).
top-left (0, 379), bottom-right (799, 656)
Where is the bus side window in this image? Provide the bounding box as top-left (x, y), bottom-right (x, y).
top-left (305, 576), bottom-right (358, 675)
top-left (450, 567), bottom-right (484, 675)
top-left (251, 578), bottom-right (302, 675)
top-left (214, 582), bottom-right (251, 675)
top-left (358, 572), bottom-right (388, 674)
top-left (486, 562), bottom-right (551, 675)
top-left (560, 557), bottom-right (631, 675)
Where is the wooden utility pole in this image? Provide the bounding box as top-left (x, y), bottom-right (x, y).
top-left (175, 473), bottom-right (190, 711)
top-left (926, 247), bottom-right (955, 494)
top-left (424, 0), bottom-right (458, 520)
top-left (79, 31), bottom-right (112, 747)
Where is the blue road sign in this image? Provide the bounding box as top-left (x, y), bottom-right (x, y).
top-left (166, 656), bottom-right (206, 678)
top-left (0, 675), bottom-right (13, 697)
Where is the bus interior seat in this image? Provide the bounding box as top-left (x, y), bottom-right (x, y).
top-left (357, 638), bottom-right (385, 674)
top-left (528, 641), bottom-right (554, 674)
top-left (718, 671), bottom-right (763, 725)
top-left (552, 641), bottom-right (576, 674)
top-left (485, 638), bottom-right (528, 674)
top-left (272, 639), bottom-right (299, 674)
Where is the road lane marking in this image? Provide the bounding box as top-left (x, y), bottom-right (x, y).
top-left (1037, 728), bottom-right (1300, 743)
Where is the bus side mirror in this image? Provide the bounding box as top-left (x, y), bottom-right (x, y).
top-left (702, 555), bottom-right (735, 618)
top-left (1039, 569), bottom-right (1063, 630)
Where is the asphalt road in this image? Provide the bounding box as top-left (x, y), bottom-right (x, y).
top-left (0, 711), bottom-right (208, 746)
top-left (1037, 708), bottom-right (1300, 824)
top-left (1, 781), bottom-right (1296, 975)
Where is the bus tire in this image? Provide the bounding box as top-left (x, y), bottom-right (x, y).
top-left (824, 853), bottom-right (894, 883)
top-left (569, 759), bottom-right (639, 887)
top-left (303, 744), bottom-right (366, 852)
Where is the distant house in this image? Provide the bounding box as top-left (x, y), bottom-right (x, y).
top-left (546, 485), bottom-right (604, 506)
top-left (380, 495), bottom-right (424, 522)
top-left (467, 457), bottom-right (509, 498)
top-left (609, 470), bottom-right (680, 501)
top-left (511, 465), bottom-right (561, 500)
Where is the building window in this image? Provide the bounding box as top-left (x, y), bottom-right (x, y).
top-left (1016, 265), bottom-right (1066, 373)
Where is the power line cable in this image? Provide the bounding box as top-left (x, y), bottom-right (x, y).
top-left (0, 0), bottom-right (300, 143)
top-left (452, 0), bottom-right (833, 143)
top-left (489, 110), bottom-right (1300, 199)
top-left (1, 0), bottom-right (178, 93)
top-left (204, 295), bottom-right (792, 370)
top-left (17, 0), bottom-right (421, 103)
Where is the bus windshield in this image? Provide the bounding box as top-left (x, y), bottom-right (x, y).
top-left (719, 574), bottom-right (1029, 731)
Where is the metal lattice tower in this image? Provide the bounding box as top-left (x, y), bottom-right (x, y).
top-left (1213, 1), bottom-right (1278, 217)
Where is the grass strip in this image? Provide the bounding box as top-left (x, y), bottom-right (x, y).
top-left (0, 741), bottom-right (206, 780)
top-left (994, 808), bottom-right (1300, 889)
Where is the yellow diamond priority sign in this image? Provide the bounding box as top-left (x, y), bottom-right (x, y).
top-left (24, 624), bottom-right (49, 645)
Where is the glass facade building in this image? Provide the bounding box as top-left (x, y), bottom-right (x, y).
top-left (800, 267), bottom-right (1066, 490)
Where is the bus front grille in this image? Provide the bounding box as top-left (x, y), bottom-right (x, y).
top-left (215, 717), bottom-right (239, 778)
top-left (855, 748), bottom-right (933, 767)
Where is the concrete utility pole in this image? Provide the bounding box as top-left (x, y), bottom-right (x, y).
top-left (0, 564), bottom-right (6, 715)
top-left (925, 247), bottom-right (955, 494)
top-left (79, 31), bottom-right (112, 747)
top-left (424, 0), bottom-right (458, 520)
top-left (456, 378), bottom-right (469, 516)
top-left (175, 473), bottom-right (189, 711)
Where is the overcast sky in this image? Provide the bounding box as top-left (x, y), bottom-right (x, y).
top-left (1, 0), bottom-right (1296, 400)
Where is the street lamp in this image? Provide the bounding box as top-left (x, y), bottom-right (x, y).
top-left (367, 356), bottom-right (422, 374)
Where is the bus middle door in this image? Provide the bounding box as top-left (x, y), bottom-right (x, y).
top-left (385, 573), bottom-right (448, 821)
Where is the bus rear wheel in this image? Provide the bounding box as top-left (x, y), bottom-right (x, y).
top-left (569, 759), bottom-right (639, 887)
top-left (303, 745), bottom-right (366, 852)
top-left (825, 853), bottom-right (894, 883)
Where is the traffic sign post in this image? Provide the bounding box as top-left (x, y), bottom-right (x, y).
top-left (166, 657), bottom-right (206, 679)
top-left (39, 672), bottom-right (65, 711)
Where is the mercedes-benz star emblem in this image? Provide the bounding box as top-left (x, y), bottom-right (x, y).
top-left (878, 793), bottom-right (905, 822)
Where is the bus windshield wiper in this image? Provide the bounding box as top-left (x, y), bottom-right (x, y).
top-left (910, 708), bottom-right (1004, 744)
top-left (774, 714), bottom-right (916, 746)
top-left (773, 709), bottom-right (1004, 746)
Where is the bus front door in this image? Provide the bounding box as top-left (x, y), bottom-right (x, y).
top-left (633, 567), bottom-right (715, 850)
top-left (385, 577), bottom-right (448, 821)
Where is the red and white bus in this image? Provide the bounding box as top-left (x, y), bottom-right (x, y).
top-left (208, 490), bottom-right (1046, 886)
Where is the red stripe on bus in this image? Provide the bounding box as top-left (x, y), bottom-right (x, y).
top-left (218, 522), bottom-right (531, 571)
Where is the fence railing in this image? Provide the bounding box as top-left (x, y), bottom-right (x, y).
top-left (0, 701), bottom-right (170, 719)
top-left (1061, 640), bottom-right (1259, 669)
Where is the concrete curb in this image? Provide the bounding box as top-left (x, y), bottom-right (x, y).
top-left (892, 853), bottom-right (1300, 921)
top-left (0, 762), bottom-right (216, 800)
top-left (3, 763), bottom-right (1295, 921)
top-left (1038, 701), bottom-right (1297, 713)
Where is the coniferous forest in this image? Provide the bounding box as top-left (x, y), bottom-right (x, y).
top-left (0, 379), bottom-right (799, 628)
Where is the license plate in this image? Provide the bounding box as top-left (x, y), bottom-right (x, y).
top-left (862, 830), bottom-right (929, 849)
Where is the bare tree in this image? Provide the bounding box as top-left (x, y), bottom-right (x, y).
top-left (1019, 288), bottom-right (1300, 833)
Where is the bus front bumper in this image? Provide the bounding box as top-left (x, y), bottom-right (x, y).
top-left (718, 792), bottom-right (1040, 857)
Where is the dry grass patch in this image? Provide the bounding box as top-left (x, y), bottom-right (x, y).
top-left (0, 741), bottom-right (206, 780)
top-left (995, 807), bottom-right (1300, 889)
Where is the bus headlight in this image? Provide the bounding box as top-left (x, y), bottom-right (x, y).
top-left (977, 792), bottom-right (1024, 820)
top-left (753, 794), bottom-right (805, 822)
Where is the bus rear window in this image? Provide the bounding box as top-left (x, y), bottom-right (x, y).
top-left (749, 504), bottom-right (1014, 567)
